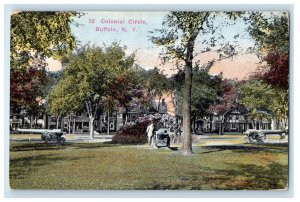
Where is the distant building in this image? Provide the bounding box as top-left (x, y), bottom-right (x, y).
top-left (10, 91), bottom-right (272, 133)
top-left (195, 108), bottom-right (271, 133)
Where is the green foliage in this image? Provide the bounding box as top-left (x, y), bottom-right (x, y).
top-left (239, 80), bottom-right (288, 122)
top-left (10, 11), bottom-right (80, 63)
top-left (47, 74), bottom-right (81, 116)
top-left (48, 43), bottom-right (135, 120)
top-left (150, 12), bottom-right (212, 61)
top-left (144, 67), bottom-right (171, 100)
top-left (246, 12), bottom-right (289, 54)
top-left (174, 70), bottom-right (221, 117)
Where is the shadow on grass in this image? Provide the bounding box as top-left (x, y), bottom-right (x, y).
top-left (10, 143), bottom-right (68, 152)
top-left (168, 147), bottom-right (179, 151)
top-left (210, 162), bottom-right (289, 190)
top-left (9, 154), bottom-right (84, 181)
top-left (10, 142), bottom-right (125, 152)
top-left (143, 162), bottom-right (288, 190)
top-left (196, 143), bottom-right (288, 154)
top-left (72, 142), bottom-right (122, 149)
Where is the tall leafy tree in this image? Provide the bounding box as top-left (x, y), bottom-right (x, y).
top-left (48, 43), bottom-right (135, 138)
top-left (10, 11), bottom-right (81, 124)
top-left (108, 69), bottom-right (143, 125)
top-left (239, 80), bottom-right (288, 129)
top-left (245, 11), bottom-right (289, 129)
top-left (144, 67), bottom-right (171, 113)
top-left (208, 79), bottom-right (239, 135)
top-left (150, 11), bottom-right (241, 155)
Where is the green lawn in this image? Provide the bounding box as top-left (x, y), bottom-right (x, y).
top-left (9, 141), bottom-right (288, 190)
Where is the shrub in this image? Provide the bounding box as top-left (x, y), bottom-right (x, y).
top-left (112, 120), bottom-right (151, 144)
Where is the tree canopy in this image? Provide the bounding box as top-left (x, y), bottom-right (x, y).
top-left (246, 12), bottom-right (289, 54)
top-left (239, 80), bottom-right (288, 129)
top-left (10, 11), bottom-right (80, 65)
top-left (48, 43), bottom-right (135, 138)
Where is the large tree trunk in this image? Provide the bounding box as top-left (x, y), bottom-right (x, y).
top-left (181, 55), bottom-right (193, 155)
top-left (89, 116), bottom-right (95, 139)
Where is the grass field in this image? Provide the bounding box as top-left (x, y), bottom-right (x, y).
top-left (9, 139), bottom-right (288, 190)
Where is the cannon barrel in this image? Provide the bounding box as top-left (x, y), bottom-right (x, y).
top-left (244, 129), bottom-right (287, 135)
top-left (16, 128), bottom-right (63, 134)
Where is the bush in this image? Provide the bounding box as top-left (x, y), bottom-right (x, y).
top-left (112, 120), bottom-right (151, 144)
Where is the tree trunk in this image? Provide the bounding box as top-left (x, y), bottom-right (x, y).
top-left (68, 114), bottom-right (71, 134)
top-left (157, 96), bottom-right (161, 113)
top-left (73, 117), bottom-right (76, 133)
top-left (35, 115), bottom-right (38, 128)
top-left (107, 112), bottom-right (110, 135)
top-left (125, 114), bottom-right (128, 125)
top-left (245, 115), bottom-right (248, 131)
top-left (271, 117), bottom-right (277, 130)
top-left (30, 115), bottom-right (34, 128)
top-left (56, 115), bottom-right (60, 129)
top-left (124, 107), bottom-right (128, 125)
top-left (89, 116), bottom-right (95, 139)
top-left (259, 119), bottom-right (263, 130)
top-left (191, 116), bottom-right (196, 134)
top-left (219, 116), bottom-right (222, 135)
top-left (22, 116), bottom-right (25, 128)
top-left (181, 55), bottom-right (193, 155)
top-left (209, 115), bottom-right (213, 133)
top-left (43, 113), bottom-right (47, 129)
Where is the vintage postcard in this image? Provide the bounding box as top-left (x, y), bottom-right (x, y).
top-left (9, 10), bottom-right (289, 191)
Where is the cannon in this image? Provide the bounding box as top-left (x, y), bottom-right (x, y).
top-left (16, 129), bottom-right (67, 144)
top-left (244, 129), bottom-right (287, 143)
top-left (154, 128), bottom-right (171, 148)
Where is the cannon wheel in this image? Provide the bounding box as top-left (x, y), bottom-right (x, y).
top-left (58, 137), bottom-right (66, 145)
top-left (247, 131), bottom-right (265, 143)
top-left (42, 132), bottom-right (52, 144)
top-left (44, 137), bottom-right (52, 144)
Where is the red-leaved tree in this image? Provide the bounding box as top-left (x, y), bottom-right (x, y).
top-left (208, 79), bottom-right (239, 135)
top-left (259, 52), bottom-right (289, 90)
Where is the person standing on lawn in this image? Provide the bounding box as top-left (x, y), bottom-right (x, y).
top-left (146, 120), bottom-right (156, 148)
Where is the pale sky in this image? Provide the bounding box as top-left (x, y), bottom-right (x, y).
top-left (47, 11), bottom-right (261, 80)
